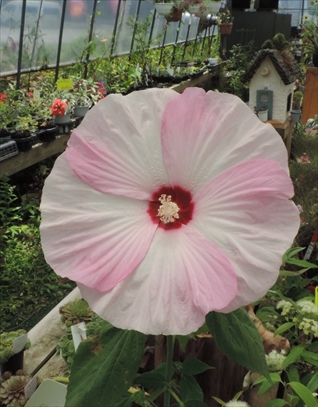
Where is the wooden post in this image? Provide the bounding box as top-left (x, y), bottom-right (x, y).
top-left (302, 67), bottom-right (318, 124)
top-left (267, 118), bottom-right (294, 159)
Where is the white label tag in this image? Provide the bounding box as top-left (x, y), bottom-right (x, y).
top-left (166, 66), bottom-right (174, 76)
top-left (33, 89), bottom-right (41, 101)
top-left (24, 376), bottom-right (38, 399)
top-left (71, 322), bottom-right (87, 351)
top-left (12, 333), bottom-right (28, 354)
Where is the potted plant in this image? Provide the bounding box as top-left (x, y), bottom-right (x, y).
top-left (290, 90), bottom-right (303, 123)
top-left (301, 18), bottom-right (318, 67)
top-left (50, 96), bottom-right (75, 134)
top-left (59, 298), bottom-right (94, 327)
top-left (0, 330), bottom-right (30, 375)
top-left (255, 106), bottom-right (268, 122)
top-left (51, 97), bottom-right (72, 123)
top-left (36, 106), bottom-right (59, 143)
top-left (152, 0), bottom-right (187, 22)
top-left (0, 96), bottom-right (12, 140)
top-left (0, 370), bottom-right (31, 407)
top-left (188, 0), bottom-right (222, 17)
top-left (0, 85), bottom-right (38, 150)
top-left (217, 7), bottom-right (233, 35)
top-left (71, 77), bottom-right (104, 118)
top-left (10, 114), bottom-right (38, 152)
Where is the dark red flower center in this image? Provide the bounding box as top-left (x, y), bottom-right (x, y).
top-left (148, 185), bottom-right (194, 230)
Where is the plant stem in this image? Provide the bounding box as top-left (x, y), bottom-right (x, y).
top-left (164, 335), bottom-right (174, 407)
top-left (169, 389), bottom-right (184, 407)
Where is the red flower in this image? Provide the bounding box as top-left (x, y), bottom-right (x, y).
top-left (26, 91), bottom-right (34, 98)
top-left (51, 99), bottom-right (68, 116)
top-left (300, 153), bottom-right (310, 164)
top-left (96, 82), bottom-right (106, 100)
top-left (97, 82), bottom-right (106, 94)
top-left (0, 94), bottom-right (7, 104)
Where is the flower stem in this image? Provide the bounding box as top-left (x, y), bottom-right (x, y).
top-left (164, 335), bottom-right (174, 407)
top-left (169, 389), bottom-right (184, 407)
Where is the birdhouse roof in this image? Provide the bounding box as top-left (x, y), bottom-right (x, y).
top-left (241, 49), bottom-right (301, 85)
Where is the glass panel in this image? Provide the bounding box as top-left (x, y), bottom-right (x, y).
top-left (60, 0), bottom-right (95, 65)
top-left (278, 0), bottom-right (310, 25)
top-left (113, 0), bottom-right (139, 55)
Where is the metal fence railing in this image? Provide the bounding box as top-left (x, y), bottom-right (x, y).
top-left (0, 0), bottom-right (215, 80)
top-left (0, 0), bottom-right (315, 83)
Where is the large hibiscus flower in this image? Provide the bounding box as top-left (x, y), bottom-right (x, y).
top-left (40, 88), bottom-right (299, 335)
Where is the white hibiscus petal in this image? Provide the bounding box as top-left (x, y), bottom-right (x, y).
top-left (66, 88), bottom-right (178, 200)
top-left (192, 158), bottom-right (300, 310)
top-left (161, 88), bottom-right (290, 193)
top-left (78, 226), bottom-right (237, 335)
top-left (40, 154), bottom-right (157, 291)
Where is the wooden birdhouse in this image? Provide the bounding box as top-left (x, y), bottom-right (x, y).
top-left (242, 49), bottom-right (301, 123)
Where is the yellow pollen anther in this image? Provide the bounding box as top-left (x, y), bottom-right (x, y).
top-left (157, 194), bottom-right (180, 224)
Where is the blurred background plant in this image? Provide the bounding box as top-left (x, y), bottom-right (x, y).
top-left (300, 14), bottom-right (318, 67)
top-left (289, 116), bottom-right (318, 256)
top-left (0, 173), bottom-right (75, 332)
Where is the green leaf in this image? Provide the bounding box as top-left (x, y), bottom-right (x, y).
top-left (179, 375), bottom-right (203, 403)
top-left (289, 395), bottom-right (300, 407)
top-left (282, 346), bottom-right (305, 368)
top-left (307, 372), bottom-right (318, 392)
top-left (184, 400), bottom-right (208, 407)
top-left (206, 308), bottom-right (269, 378)
top-left (134, 362), bottom-right (174, 388)
top-left (285, 258), bottom-right (318, 268)
top-left (302, 353), bottom-right (318, 367)
top-left (181, 358), bottom-right (214, 376)
top-left (286, 365), bottom-right (299, 383)
top-left (302, 350), bottom-right (318, 361)
top-left (274, 322), bottom-right (295, 336)
top-left (175, 334), bottom-right (196, 351)
top-left (176, 323), bottom-right (209, 351)
top-left (252, 373), bottom-right (281, 396)
top-left (280, 268), bottom-right (309, 276)
top-left (307, 341), bottom-right (318, 352)
top-left (258, 377), bottom-right (281, 396)
top-left (283, 247), bottom-right (305, 263)
top-left (133, 371), bottom-right (166, 388)
top-left (65, 325), bottom-right (145, 407)
top-left (114, 394), bottom-right (134, 407)
top-left (212, 396), bottom-right (227, 406)
top-left (253, 373), bottom-right (281, 387)
top-left (289, 382), bottom-right (318, 407)
top-left (131, 389), bottom-right (147, 406)
top-left (263, 399), bottom-right (289, 407)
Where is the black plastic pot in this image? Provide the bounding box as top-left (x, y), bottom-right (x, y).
top-left (0, 350), bottom-right (24, 375)
top-left (0, 128), bottom-right (11, 139)
top-left (11, 131), bottom-right (37, 152)
top-left (37, 125), bottom-right (59, 142)
top-left (0, 129), bottom-right (11, 144)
